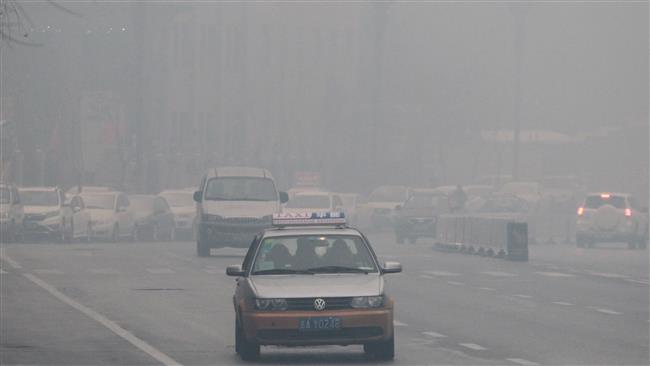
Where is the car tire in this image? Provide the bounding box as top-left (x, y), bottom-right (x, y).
top-left (236, 319), bottom-right (260, 361)
top-left (197, 236), bottom-right (210, 257)
top-left (364, 335), bottom-right (395, 361)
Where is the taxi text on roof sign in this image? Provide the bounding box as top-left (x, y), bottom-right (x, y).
top-left (272, 212), bottom-right (346, 227)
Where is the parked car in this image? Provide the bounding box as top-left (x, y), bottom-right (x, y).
top-left (576, 192), bottom-right (648, 249)
top-left (130, 195), bottom-right (175, 241)
top-left (81, 191), bottom-right (135, 242)
top-left (19, 186), bottom-right (73, 242)
top-left (0, 183), bottom-right (23, 242)
top-left (193, 167), bottom-right (289, 256)
top-left (284, 191), bottom-right (344, 215)
top-left (338, 193), bottom-right (362, 227)
top-left (394, 189), bottom-right (450, 244)
top-left (65, 185), bottom-right (115, 200)
top-left (361, 185), bottom-right (411, 230)
top-left (159, 189), bottom-right (196, 240)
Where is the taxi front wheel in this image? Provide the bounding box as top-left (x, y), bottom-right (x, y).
top-left (235, 320), bottom-right (260, 361)
top-left (364, 335), bottom-right (395, 360)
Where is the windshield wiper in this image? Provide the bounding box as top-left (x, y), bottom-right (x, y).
top-left (252, 268), bottom-right (315, 275)
top-left (306, 266), bottom-right (370, 274)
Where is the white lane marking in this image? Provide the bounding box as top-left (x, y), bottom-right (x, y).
top-left (447, 281), bottom-right (465, 286)
top-left (23, 273), bottom-right (182, 366)
top-left (479, 287), bottom-right (497, 291)
top-left (419, 274), bottom-right (434, 279)
top-left (393, 320), bottom-right (408, 327)
top-left (589, 272), bottom-right (629, 279)
top-left (422, 331), bottom-right (447, 338)
top-left (33, 269), bottom-right (64, 275)
top-left (624, 278), bottom-right (650, 285)
top-left (459, 343), bottom-right (487, 351)
top-left (507, 358), bottom-right (540, 366)
top-left (588, 306), bottom-right (622, 315)
top-left (423, 270), bottom-right (460, 277)
top-left (535, 271), bottom-right (574, 278)
top-left (552, 301), bottom-right (574, 306)
top-left (482, 271), bottom-right (517, 277)
top-left (146, 268), bottom-right (175, 274)
top-left (0, 249), bottom-right (22, 269)
top-left (513, 294), bottom-right (533, 299)
top-left (90, 268), bottom-right (120, 275)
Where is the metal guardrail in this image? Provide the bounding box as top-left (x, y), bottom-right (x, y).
top-left (434, 214), bottom-right (528, 261)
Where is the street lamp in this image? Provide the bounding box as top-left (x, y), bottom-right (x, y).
top-left (510, 5), bottom-right (529, 181)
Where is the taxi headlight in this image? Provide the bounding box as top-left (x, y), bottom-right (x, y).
top-left (255, 298), bottom-right (288, 311)
top-left (351, 296), bottom-right (384, 308)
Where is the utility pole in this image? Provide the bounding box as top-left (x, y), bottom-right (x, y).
top-left (132, 1), bottom-right (144, 192)
top-left (510, 5), bottom-right (528, 181)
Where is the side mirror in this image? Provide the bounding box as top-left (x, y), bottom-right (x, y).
top-left (382, 261), bottom-right (402, 274)
top-left (193, 191), bottom-right (202, 203)
top-left (226, 265), bottom-right (245, 277)
top-left (279, 191), bottom-right (289, 204)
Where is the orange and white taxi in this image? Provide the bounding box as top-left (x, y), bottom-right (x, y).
top-left (226, 212), bottom-right (402, 361)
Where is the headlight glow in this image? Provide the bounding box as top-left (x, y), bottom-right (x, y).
top-left (255, 298), bottom-right (287, 311)
top-left (351, 296), bottom-right (384, 308)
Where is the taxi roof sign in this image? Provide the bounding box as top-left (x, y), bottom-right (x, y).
top-left (272, 212), bottom-right (346, 227)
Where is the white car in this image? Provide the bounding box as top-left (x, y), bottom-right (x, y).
top-left (66, 195), bottom-right (93, 242)
top-left (338, 193), bottom-right (361, 226)
top-left (0, 183), bottom-right (24, 242)
top-left (576, 192), bottom-right (648, 249)
top-left (19, 187), bottom-right (73, 242)
top-left (159, 189), bottom-right (196, 240)
top-left (81, 191), bottom-right (135, 242)
top-left (284, 191), bottom-right (344, 215)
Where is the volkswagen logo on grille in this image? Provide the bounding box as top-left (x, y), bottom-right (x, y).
top-left (313, 298), bottom-right (326, 311)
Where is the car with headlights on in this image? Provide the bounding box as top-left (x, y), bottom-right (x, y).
top-left (0, 183), bottom-right (23, 242)
top-left (226, 212), bottom-right (401, 361)
top-left (130, 194), bottom-right (175, 241)
top-left (19, 186), bottom-right (73, 242)
top-left (81, 191), bottom-right (135, 242)
top-left (159, 189), bottom-right (197, 240)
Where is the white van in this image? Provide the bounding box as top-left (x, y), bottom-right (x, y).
top-left (193, 167), bottom-right (288, 256)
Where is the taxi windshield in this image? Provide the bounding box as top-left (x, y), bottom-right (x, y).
top-left (252, 235), bottom-right (378, 275)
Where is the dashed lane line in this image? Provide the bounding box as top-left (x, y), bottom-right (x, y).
top-left (588, 307), bottom-right (622, 315)
top-left (0, 249), bottom-right (22, 269)
top-left (23, 273), bottom-right (182, 366)
top-left (422, 331), bottom-right (447, 338)
top-left (507, 358), bottom-right (540, 366)
top-left (513, 294), bottom-right (533, 299)
top-left (459, 343), bottom-right (487, 351)
top-left (146, 268), bottom-right (176, 274)
top-left (481, 271), bottom-right (517, 277)
top-left (393, 320), bottom-right (408, 327)
top-left (589, 272), bottom-right (629, 279)
top-left (624, 278), bottom-right (650, 285)
top-left (33, 269), bottom-right (64, 275)
top-left (479, 287), bottom-right (497, 291)
top-left (447, 281), bottom-right (465, 286)
top-left (552, 301), bottom-right (574, 306)
top-left (90, 268), bottom-right (120, 275)
top-left (535, 271), bottom-right (575, 278)
top-left (419, 274), bottom-right (434, 279)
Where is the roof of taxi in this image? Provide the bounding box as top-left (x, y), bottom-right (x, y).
top-left (262, 226), bottom-right (363, 238)
top-left (203, 166), bottom-right (273, 179)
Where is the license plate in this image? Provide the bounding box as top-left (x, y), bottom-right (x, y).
top-left (298, 317), bottom-right (341, 331)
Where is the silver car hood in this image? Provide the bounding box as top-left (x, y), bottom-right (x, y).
top-left (250, 274), bottom-right (383, 298)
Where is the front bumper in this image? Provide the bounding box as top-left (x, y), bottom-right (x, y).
top-left (242, 308), bottom-right (393, 346)
top-left (22, 220), bottom-right (61, 236)
top-left (91, 222), bottom-right (114, 238)
top-left (199, 221), bottom-right (270, 247)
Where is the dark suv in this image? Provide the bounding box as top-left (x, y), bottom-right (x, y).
top-left (394, 189), bottom-right (450, 244)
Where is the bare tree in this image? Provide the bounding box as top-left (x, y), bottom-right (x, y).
top-left (1, 0), bottom-right (79, 45)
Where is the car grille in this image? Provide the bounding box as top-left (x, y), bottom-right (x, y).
top-left (286, 297), bottom-right (353, 311)
top-left (257, 326), bottom-right (383, 342)
top-left (24, 214), bottom-right (46, 222)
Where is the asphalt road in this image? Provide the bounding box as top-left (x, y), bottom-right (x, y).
top-left (1, 234), bottom-right (648, 366)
